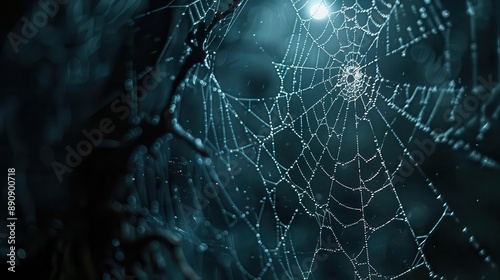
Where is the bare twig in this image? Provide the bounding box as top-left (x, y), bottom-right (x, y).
top-left (161, 0), bottom-right (242, 156)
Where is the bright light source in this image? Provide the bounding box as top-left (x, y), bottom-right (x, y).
top-left (310, 3), bottom-right (329, 20)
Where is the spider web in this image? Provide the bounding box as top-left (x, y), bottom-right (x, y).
top-left (124, 0), bottom-right (499, 279)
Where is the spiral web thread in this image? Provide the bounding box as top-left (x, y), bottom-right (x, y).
top-left (126, 0), bottom-right (499, 279)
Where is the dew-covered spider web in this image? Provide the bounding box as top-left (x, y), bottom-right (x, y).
top-left (123, 0), bottom-right (500, 279)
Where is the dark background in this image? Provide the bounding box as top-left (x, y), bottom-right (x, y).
top-left (1, 0), bottom-right (500, 279)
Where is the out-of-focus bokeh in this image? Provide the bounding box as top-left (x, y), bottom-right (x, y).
top-left (1, 0), bottom-right (500, 279)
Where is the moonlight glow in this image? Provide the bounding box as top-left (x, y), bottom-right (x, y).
top-left (309, 3), bottom-right (329, 20)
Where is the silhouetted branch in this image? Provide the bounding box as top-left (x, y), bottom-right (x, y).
top-left (160, 0), bottom-right (242, 156)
